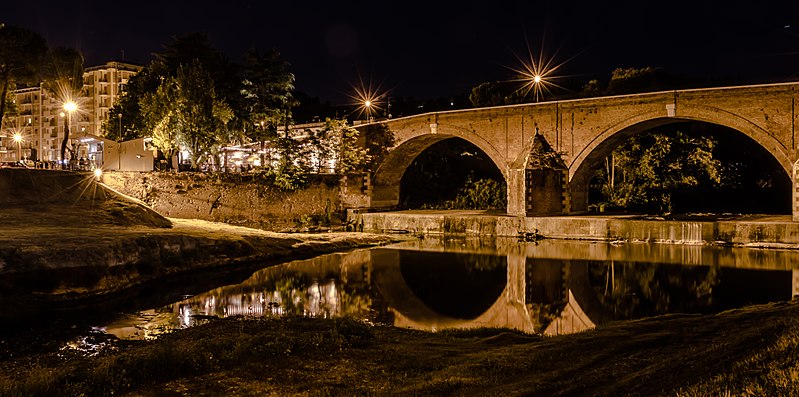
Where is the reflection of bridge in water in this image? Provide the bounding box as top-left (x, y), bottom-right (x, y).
top-left (102, 238), bottom-right (799, 339)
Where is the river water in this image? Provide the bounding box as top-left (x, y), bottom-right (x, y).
top-left (96, 236), bottom-right (799, 340)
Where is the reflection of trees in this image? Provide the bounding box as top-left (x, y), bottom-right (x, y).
top-left (588, 261), bottom-right (720, 319)
top-left (462, 253), bottom-right (506, 272)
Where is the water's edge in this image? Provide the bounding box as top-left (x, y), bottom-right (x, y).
top-left (359, 212), bottom-right (799, 247)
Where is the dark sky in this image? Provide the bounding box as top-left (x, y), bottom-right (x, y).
top-left (4, 0), bottom-right (799, 104)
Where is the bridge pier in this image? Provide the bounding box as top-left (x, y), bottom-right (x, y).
top-left (794, 161), bottom-right (799, 222)
top-left (507, 169), bottom-right (526, 216)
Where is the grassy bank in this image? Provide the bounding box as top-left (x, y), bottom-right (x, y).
top-left (1, 300), bottom-right (798, 396)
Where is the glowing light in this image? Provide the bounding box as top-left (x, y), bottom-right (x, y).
top-left (12, 133), bottom-right (22, 143)
top-left (347, 76), bottom-right (386, 122)
top-left (505, 40), bottom-right (573, 102)
top-left (93, 168), bottom-right (103, 178)
top-left (63, 101), bottom-right (78, 113)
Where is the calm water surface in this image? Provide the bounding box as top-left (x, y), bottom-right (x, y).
top-left (99, 237), bottom-right (799, 339)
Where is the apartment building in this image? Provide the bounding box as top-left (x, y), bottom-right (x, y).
top-left (0, 61), bottom-right (142, 164)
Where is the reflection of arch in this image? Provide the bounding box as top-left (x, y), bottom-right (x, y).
top-left (371, 127), bottom-right (508, 208)
top-left (370, 249), bottom-right (535, 331)
top-left (567, 106), bottom-right (794, 211)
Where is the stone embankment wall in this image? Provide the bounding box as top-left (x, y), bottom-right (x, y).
top-left (103, 172), bottom-right (340, 231)
top-left (360, 212), bottom-right (799, 247)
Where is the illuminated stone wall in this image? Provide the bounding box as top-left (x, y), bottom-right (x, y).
top-left (104, 171), bottom-right (341, 231)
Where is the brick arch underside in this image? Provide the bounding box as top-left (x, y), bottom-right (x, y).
top-left (371, 133), bottom-right (508, 208)
top-left (567, 109), bottom-right (794, 212)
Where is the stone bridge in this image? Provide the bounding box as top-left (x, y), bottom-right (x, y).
top-left (355, 82), bottom-right (799, 220)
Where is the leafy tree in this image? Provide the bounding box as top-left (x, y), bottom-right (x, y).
top-left (606, 66), bottom-right (670, 95)
top-left (140, 62), bottom-right (233, 169)
top-left (0, 24), bottom-right (47, 129)
top-left (241, 48), bottom-right (296, 167)
top-left (104, 68), bottom-right (161, 140)
top-left (107, 33), bottom-right (243, 142)
top-left (2, 81), bottom-right (16, 121)
top-left (580, 79), bottom-right (603, 97)
top-left (593, 130), bottom-right (721, 213)
top-left (174, 61), bottom-right (233, 168)
top-left (140, 76), bottom-right (180, 168)
top-left (448, 174), bottom-right (507, 210)
top-left (363, 122), bottom-right (395, 173)
top-left (336, 120), bottom-right (368, 174)
top-left (40, 47), bottom-right (84, 164)
top-left (469, 82), bottom-right (506, 107)
top-left (308, 118), bottom-right (346, 173)
top-left (242, 48), bottom-right (295, 138)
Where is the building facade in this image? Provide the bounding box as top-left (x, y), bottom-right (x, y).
top-left (0, 61), bottom-right (142, 164)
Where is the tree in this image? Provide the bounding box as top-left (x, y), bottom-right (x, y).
top-left (140, 76), bottom-right (180, 169)
top-left (104, 68), bottom-right (161, 140)
top-left (363, 122), bottom-right (395, 173)
top-left (107, 33), bottom-right (243, 142)
top-left (469, 82), bottom-right (505, 107)
top-left (606, 66), bottom-right (669, 95)
top-left (140, 62), bottom-right (233, 170)
top-left (242, 48), bottom-right (295, 136)
top-left (0, 24), bottom-right (47, 129)
top-left (40, 47), bottom-right (84, 165)
top-left (308, 118), bottom-right (345, 173)
top-left (174, 61), bottom-right (233, 168)
top-left (593, 129), bottom-right (721, 213)
top-left (241, 48), bottom-right (296, 166)
top-left (337, 121), bottom-right (369, 174)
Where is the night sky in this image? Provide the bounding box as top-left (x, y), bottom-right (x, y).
top-left (4, 0), bottom-right (798, 104)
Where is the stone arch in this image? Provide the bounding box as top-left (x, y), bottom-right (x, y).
top-left (370, 126), bottom-right (509, 209)
top-left (567, 105), bottom-right (794, 212)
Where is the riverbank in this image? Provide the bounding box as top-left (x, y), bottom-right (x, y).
top-left (359, 210), bottom-right (799, 247)
top-left (0, 169), bottom-right (400, 312)
top-left (1, 299), bottom-right (797, 396)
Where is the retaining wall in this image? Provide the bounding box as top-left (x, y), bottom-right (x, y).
top-left (359, 212), bottom-right (799, 247)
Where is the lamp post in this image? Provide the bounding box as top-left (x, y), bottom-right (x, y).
top-left (61, 101), bottom-right (77, 169)
top-left (364, 100), bottom-right (372, 123)
top-left (532, 75), bottom-right (542, 102)
top-left (12, 133), bottom-right (22, 164)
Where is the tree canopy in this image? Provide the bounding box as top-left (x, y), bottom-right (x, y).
top-left (591, 128), bottom-right (721, 213)
top-left (0, 24), bottom-right (48, 128)
top-left (105, 33), bottom-right (297, 171)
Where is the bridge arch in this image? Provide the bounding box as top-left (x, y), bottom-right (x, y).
top-left (568, 105), bottom-right (794, 212)
top-left (371, 125), bottom-right (509, 209)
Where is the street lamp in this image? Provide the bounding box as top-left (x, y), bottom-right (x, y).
top-left (61, 101), bottom-right (78, 169)
top-left (364, 100), bottom-right (373, 123)
top-left (12, 133), bottom-right (22, 163)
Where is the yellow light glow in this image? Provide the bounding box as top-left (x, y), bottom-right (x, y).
top-left (505, 42), bottom-right (571, 102)
top-left (12, 133), bottom-right (22, 143)
top-left (347, 75), bottom-right (386, 121)
top-left (93, 168), bottom-right (103, 178)
top-left (63, 101), bottom-right (78, 113)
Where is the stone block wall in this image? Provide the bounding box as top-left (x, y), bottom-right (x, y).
top-left (103, 171), bottom-right (341, 231)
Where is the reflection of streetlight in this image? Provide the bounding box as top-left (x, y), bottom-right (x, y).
top-left (12, 133), bottom-right (22, 163)
top-left (61, 101), bottom-right (78, 168)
